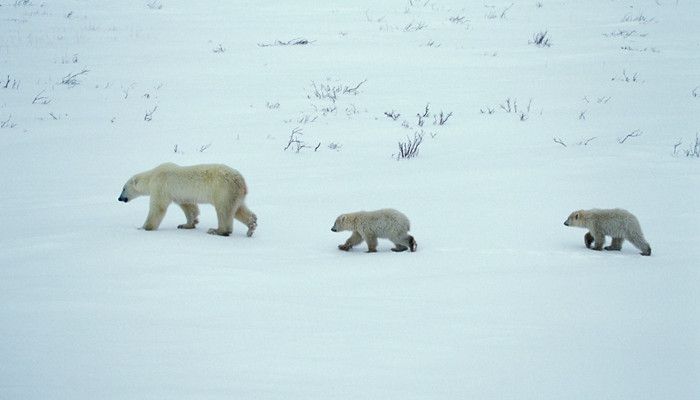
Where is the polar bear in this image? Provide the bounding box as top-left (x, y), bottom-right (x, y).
top-left (118, 162), bottom-right (257, 237)
top-left (564, 208), bottom-right (650, 256)
top-left (331, 208), bottom-right (417, 253)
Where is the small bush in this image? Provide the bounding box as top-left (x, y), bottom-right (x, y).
top-left (309, 79), bottom-right (366, 104)
top-left (284, 127), bottom-right (320, 153)
top-left (258, 38), bottom-right (314, 47)
top-left (674, 134), bottom-right (700, 158)
top-left (59, 68), bottom-right (89, 86)
top-left (1, 115), bottom-right (17, 128)
top-left (2, 75), bottom-right (20, 90)
top-left (530, 31), bottom-right (551, 47)
top-left (147, 1), bottom-right (162, 10)
top-left (395, 131), bottom-right (424, 160)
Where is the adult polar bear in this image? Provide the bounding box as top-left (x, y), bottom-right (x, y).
top-left (118, 163), bottom-right (257, 237)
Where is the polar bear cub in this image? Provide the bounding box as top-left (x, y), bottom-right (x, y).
top-left (118, 162), bottom-right (257, 237)
top-left (331, 208), bottom-right (417, 253)
top-left (564, 208), bottom-right (650, 256)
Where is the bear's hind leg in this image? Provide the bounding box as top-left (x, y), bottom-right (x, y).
top-left (235, 203), bottom-right (258, 237)
top-left (208, 200), bottom-right (235, 236)
top-left (605, 237), bottom-right (624, 251)
top-left (177, 203), bottom-right (200, 229)
top-left (339, 231), bottom-right (363, 251)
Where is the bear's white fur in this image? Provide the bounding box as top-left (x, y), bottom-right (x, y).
top-left (118, 162), bottom-right (257, 237)
top-left (564, 208), bottom-right (650, 256)
top-left (331, 208), bottom-right (416, 253)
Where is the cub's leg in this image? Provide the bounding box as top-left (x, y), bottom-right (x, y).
top-left (235, 203), bottom-right (258, 237)
top-left (409, 235), bottom-right (417, 252)
top-left (605, 237), bottom-right (624, 251)
top-left (391, 234), bottom-right (414, 252)
top-left (627, 234), bottom-right (652, 256)
top-left (589, 230), bottom-right (605, 251)
top-left (339, 231), bottom-right (363, 251)
top-left (584, 232), bottom-right (595, 249)
top-left (143, 196), bottom-right (169, 231)
top-left (391, 243), bottom-right (408, 252)
top-left (364, 233), bottom-right (378, 253)
top-left (177, 203), bottom-right (200, 229)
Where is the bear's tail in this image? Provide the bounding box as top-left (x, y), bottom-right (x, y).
top-left (409, 235), bottom-right (417, 252)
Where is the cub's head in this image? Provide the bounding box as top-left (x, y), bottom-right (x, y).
top-left (118, 175), bottom-right (146, 203)
top-left (564, 210), bottom-right (585, 227)
top-left (331, 214), bottom-right (350, 232)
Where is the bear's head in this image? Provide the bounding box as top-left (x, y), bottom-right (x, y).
top-left (331, 214), bottom-right (349, 232)
top-left (564, 210), bottom-right (585, 227)
top-left (118, 176), bottom-right (146, 203)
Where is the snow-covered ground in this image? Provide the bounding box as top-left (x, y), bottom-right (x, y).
top-left (1, 1), bottom-right (699, 399)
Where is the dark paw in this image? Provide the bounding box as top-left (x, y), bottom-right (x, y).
top-left (207, 229), bottom-right (231, 236)
top-left (177, 223), bottom-right (196, 229)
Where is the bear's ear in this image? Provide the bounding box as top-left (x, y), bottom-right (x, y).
top-left (341, 215), bottom-right (346, 222)
top-left (132, 178), bottom-right (138, 185)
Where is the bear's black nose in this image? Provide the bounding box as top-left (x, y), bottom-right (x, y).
top-left (331, 227), bottom-right (336, 232)
top-left (118, 196), bottom-right (128, 202)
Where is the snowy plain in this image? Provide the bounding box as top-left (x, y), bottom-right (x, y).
top-left (1, 0), bottom-right (699, 399)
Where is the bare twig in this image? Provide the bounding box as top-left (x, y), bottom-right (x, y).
top-left (618, 129), bottom-right (642, 144)
top-left (60, 68), bottom-right (89, 86)
top-left (32, 90), bottom-right (51, 105)
top-left (144, 106), bottom-right (157, 121)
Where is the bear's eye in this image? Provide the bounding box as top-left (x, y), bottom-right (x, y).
top-left (575, 213), bottom-right (579, 220)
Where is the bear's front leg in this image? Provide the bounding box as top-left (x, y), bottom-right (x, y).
top-left (177, 203), bottom-right (200, 229)
top-left (339, 231), bottom-right (363, 251)
top-left (143, 197), bottom-right (169, 230)
top-left (584, 232), bottom-right (594, 248)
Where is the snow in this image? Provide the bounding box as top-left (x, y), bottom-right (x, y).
top-left (1, 1), bottom-right (699, 399)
